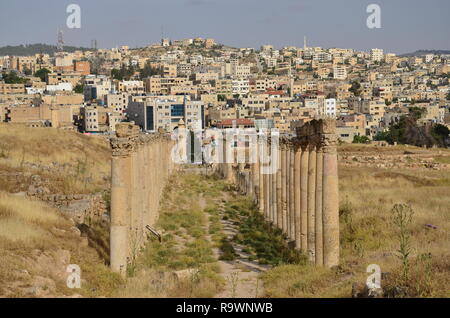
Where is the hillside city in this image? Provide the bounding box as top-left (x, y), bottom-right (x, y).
top-left (1, 37), bottom-right (450, 146)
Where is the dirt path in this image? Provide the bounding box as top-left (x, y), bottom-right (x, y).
top-left (206, 193), bottom-right (269, 298)
top-left (177, 169), bottom-right (269, 298)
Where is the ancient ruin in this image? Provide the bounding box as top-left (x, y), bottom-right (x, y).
top-left (216, 119), bottom-right (340, 267)
top-left (109, 119), bottom-right (339, 275)
top-left (109, 123), bottom-right (175, 275)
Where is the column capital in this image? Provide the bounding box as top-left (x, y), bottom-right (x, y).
top-left (320, 133), bottom-right (338, 154)
top-left (111, 136), bottom-right (138, 157)
top-left (111, 123), bottom-right (140, 157)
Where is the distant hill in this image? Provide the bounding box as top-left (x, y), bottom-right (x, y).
top-left (0, 43), bottom-right (92, 56)
top-left (400, 50), bottom-right (450, 57)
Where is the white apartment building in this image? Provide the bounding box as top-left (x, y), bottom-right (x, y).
top-left (323, 98), bottom-right (337, 117)
top-left (232, 79), bottom-right (250, 96)
top-left (46, 83), bottom-right (73, 92)
top-left (333, 65), bottom-right (347, 80)
top-left (370, 48), bottom-right (384, 62)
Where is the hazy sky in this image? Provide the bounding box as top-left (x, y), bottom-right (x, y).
top-left (0, 0), bottom-right (449, 54)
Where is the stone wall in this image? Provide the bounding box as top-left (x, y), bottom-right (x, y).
top-left (217, 119), bottom-right (340, 267)
top-left (109, 123), bottom-right (175, 275)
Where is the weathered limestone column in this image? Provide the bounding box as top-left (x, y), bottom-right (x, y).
top-left (223, 132), bottom-right (232, 182)
top-left (294, 143), bottom-right (301, 249)
top-left (258, 160), bottom-right (264, 214)
top-left (138, 141), bottom-right (145, 243)
top-left (281, 143), bottom-right (288, 234)
top-left (144, 142), bottom-right (151, 227)
top-left (148, 141), bottom-right (155, 226)
top-left (289, 145), bottom-right (295, 241)
top-left (253, 139), bottom-right (260, 205)
top-left (315, 147), bottom-right (324, 266)
top-left (307, 144), bottom-right (317, 263)
top-left (257, 133), bottom-right (264, 214)
top-left (285, 145), bottom-right (291, 237)
top-left (300, 145), bottom-right (309, 253)
top-left (110, 123), bottom-right (138, 276)
top-left (268, 167), bottom-right (272, 223)
top-left (271, 153), bottom-right (277, 225)
top-left (276, 144), bottom-right (282, 228)
top-left (264, 169), bottom-right (270, 221)
top-left (322, 120), bottom-right (340, 267)
top-left (129, 148), bottom-right (138, 257)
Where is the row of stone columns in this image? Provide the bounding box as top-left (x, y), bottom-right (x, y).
top-left (219, 119), bottom-right (339, 268)
top-left (110, 123), bottom-right (175, 276)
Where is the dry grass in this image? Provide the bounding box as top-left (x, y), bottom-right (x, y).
top-left (262, 145), bottom-right (450, 298)
top-left (0, 192), bottom-right (123, 297)
top-left (0, 124), bottom-right (123, 297)
top-left (0, 123), bottom-right (111, 194)
top-left (117, 173), bottom-right (226, 298)
top-left (0, 192), bottom-right (65, 245)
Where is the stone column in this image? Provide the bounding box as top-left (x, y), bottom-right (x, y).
top-left (300, 145), bottom-right (309, 253)
top-left (322, 120), bottom-right (339, 267)
top-left (276, 144), bottom-right (282, 228)
top-left (144, 142), bottom-right (151, 227)
top-left (223, 133), bottom-right (231, 181)
top-left (289, 146), bottom-right (295, 241)
top-left (150, 141), bottom-right (158, 226)
top-left (271, 152), bottom-right (277, 225)
top-left (307, 145), bottom-right (317, 263)
top-left (285, 145), bottom-right (291, 237)
top-left (294, 143), bottom-right (301, 249)
top-left (258, 159), bottom-right (264, 214)
top-left (258, 134), bottom-right (264, 214)
top-left (281, 143), bottom-right (287, 234)
top-left (110, 123), bottom-right (138, 276)
top-left (264, 169), bottom-right (270, 221)
top-left (253, 139), bottom-right (260, 205)
top-left (315, 147), bottom-right (324, 266)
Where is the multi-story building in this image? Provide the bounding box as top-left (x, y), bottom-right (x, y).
top-left (105, 92), bottom-right (129, 117)
top-left (370, 48), bottom-right (384, 62)
top-left (127, 96), bottom-right (204, 131)
top-left (82, 105), bottom-right (121, 133)
top-left (0, 82), bottom-right (25, 94)
top-left (83, 75), bottom-right (112, 102)
top-left (333, 65), bottom-right (347, 80)
top-left (116, 80), bottom-right (145, 95)
top-left (323, 98), bottom-right (337, 117)
top-left (47, 72), bottom-right (82, 86)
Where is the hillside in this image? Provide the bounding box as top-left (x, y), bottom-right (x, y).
top-left (400, 49), bottom-right (450, 57)
top-left (0, 124), bottom-right (122, 297)
top-left (0, 44), bottom-right (91, 56)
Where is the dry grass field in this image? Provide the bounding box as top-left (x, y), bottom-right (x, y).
top-left (0, 124), bottom-right (111, 194)
top-left (261, 144), bottom-right (450, 298)
top-left (0, 125), bottom-right (121, 297)
top-left (0, 124), bottom-right (448, 298)
top-left (0, 192), bottom-right (123, 297)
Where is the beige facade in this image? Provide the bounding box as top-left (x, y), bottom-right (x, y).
top-left (0, 82), bottom-right (26, 94)
top-left (47, 72), bottom-right (82, 86)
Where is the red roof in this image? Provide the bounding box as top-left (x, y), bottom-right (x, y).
top-left (216, 119), bottom-right (254, 127)
top-left (265, 89), bottom-right (285, 95)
